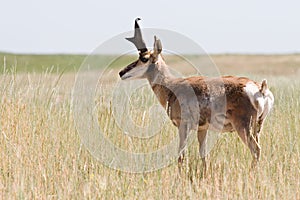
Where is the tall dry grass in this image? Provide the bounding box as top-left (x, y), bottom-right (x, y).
top-left (0, 55), bottom-right (299, 199)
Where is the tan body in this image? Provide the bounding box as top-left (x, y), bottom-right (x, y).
top-left (152, 75), bottom-right (256, 134)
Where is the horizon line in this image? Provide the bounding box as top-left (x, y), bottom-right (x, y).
top-left (1, 50), bottom-right (300, 56)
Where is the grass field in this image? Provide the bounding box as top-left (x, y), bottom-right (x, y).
top-left (0, 52), bottom-right (299, 199)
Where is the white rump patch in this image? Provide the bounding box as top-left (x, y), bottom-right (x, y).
top-left (244, 81), bottom-right (274, 119)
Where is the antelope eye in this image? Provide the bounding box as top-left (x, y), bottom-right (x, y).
top-left (139, 56), bottom-right (149, 63)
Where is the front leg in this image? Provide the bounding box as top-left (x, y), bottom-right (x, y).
top-left (178, 122), bottom-right (190, 169)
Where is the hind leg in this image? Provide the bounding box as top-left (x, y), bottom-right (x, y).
top-left (251, 114), bottom-right (266, 159)
top-left (234, 118), bottom-right (261, 167)
top-left (251, 114), bottom-right (260, 148)
top-left (255, 116), bottom-right (265, 143)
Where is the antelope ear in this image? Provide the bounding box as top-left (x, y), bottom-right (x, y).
top-left (153, 36), bottom-right (162, 56)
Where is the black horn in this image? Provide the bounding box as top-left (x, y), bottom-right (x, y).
top-left (126, 18), bottom-right (148, 54)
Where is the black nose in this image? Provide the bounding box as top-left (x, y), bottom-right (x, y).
top-left (119, 70), bottom-right (125, 77)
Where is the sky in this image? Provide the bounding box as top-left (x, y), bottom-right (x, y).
top-left (0, 0), bottom-right (299, 54)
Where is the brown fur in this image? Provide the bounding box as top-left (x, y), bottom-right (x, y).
top-left (153, 75), bottom-right (264, 171)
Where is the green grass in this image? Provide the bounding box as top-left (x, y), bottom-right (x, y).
top-left (0, 52), bottom-right (86, 73)
top-left (0, 53), bottom-right (299, 199)
top-left (0, 52), bottom-right (147, 73)
top-left (0, 52), bottom-right (220, 73)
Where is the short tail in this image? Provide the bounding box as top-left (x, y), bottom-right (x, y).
top-left (260, 79), bottom-right (268, 95)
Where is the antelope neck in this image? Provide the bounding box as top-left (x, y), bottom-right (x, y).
top-left (146, 60), bottom-right (174, 86)
top-left (146, 61), bottom-right (175, 109)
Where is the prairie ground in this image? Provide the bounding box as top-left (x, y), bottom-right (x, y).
top-left (0, 53), bottom-right (299, 199)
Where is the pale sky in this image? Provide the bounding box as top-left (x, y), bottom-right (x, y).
top-left (0, 0), bottom-right (299, 54)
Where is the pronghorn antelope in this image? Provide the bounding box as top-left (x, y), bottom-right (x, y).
top-left (119, 18), bottom-right (274, 170)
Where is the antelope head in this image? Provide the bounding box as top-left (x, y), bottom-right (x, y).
top-left (119, 18), bottom-right (163, 81)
